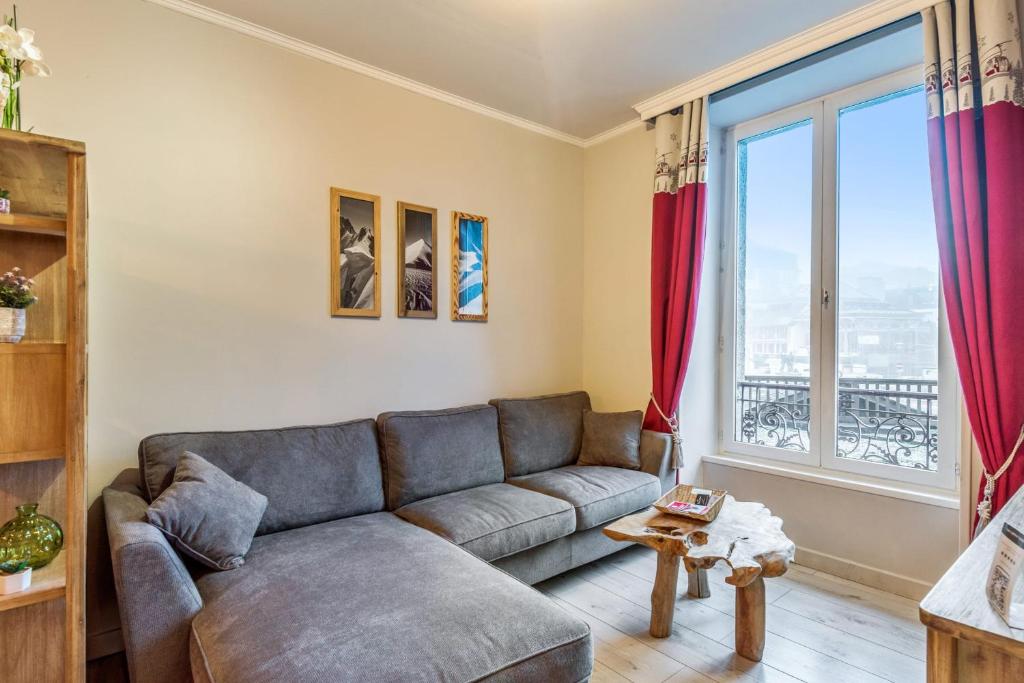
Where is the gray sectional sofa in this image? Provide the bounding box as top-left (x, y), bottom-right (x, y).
top-left (104, 391), bottom-right (674, 683)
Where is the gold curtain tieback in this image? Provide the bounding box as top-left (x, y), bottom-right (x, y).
top-left (650, 393), bottom-right (683, 469)
top-left (976, 423), bottom-right (1024, 534)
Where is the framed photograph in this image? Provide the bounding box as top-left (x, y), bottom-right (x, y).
top-left (451, 211), bottom-right (488, 322)
top-left (330, 187), bottom-right (381, 317)
top-left (397, 201), bottom-right (437, 318)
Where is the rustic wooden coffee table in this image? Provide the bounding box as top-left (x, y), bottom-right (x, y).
top-left (603, 497), bottom-right (795, 661)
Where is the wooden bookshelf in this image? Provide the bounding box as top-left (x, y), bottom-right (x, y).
top-left (0, 129), bottom-right (87, 682)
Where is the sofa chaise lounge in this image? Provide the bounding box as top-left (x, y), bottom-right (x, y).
top-left (104, 391), bottom-right (674, 682)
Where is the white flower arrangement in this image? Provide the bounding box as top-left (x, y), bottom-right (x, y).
top-left (0, 5), bottom-right (50, 130)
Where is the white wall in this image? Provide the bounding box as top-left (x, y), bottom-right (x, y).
top-left (582, 119), bottom-right (960, 597)
top-left (19, 0), bottom-right (585, 502)
top-left (703, 462), bottom-right (960, 592)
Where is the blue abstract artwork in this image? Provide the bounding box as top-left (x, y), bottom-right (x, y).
top-left (455, 215), bottom-right (486, 319)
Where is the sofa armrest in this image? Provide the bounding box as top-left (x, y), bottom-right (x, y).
top-left (639, 430), bottom-right (675, 493)
top-left (104, 469), bottom-right (202, 683)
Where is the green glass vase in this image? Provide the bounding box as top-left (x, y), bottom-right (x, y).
top-left (0, 503), bottom-right (63, 572)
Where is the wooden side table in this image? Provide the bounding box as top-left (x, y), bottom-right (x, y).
top-left (603, 497), bottom-right (795, 661)
top-left (920, 487), bottom-right (1024, 681)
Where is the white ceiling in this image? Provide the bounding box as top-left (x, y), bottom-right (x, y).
top-left (186, 0), bottom-right (879, 140)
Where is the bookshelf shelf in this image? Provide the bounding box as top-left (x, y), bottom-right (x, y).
top-left (0, 553), bottom-right (66, 613)
top-left (0, 213), bottom-right (67, 237)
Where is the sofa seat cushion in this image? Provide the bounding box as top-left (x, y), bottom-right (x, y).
top-left (395, 483), bottom-right (576, 561)
top-left (509, 466), bottom-right (661, 530)
top-left (191, 512), bottom-right (592, 683)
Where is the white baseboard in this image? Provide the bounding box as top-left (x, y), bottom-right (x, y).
top-left (795, 545), bottom-right (933, 601)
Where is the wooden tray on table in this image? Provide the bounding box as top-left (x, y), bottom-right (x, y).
top-left (653, 484), bottom-right (727, 522)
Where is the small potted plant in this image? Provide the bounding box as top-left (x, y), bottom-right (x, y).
top-left (0, 560), bottom-right (31, 595)
top-left (0, 266), bottom-right (36, 343)
top-left (0, 188), bottom-right (9, 213)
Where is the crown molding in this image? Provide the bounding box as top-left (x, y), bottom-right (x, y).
top-left (632, 0), bottom-right (933, 121)
top-left (581, 118), bottom-right (646, 148)
top-left (143, 0), bottom-right (587, 147)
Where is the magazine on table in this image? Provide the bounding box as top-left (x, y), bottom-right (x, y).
top-left (665, 488), bottom-right (721, 517)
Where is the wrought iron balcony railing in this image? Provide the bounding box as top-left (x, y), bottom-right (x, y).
top-left (735, 375), bottom-right (938, 471)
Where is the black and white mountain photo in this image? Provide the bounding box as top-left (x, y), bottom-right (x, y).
top-left (338, 196), bottom-right (376, 310)
top-left (399, 205), bottom-right (436, 317)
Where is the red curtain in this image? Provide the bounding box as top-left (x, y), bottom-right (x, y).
top-left (923, 0), bottom-right (1024, 525)
top-left (643, 98), bottom-right (710, 468)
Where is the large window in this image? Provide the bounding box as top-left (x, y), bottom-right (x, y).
top-left (722, 69), bottom-right (957, 489)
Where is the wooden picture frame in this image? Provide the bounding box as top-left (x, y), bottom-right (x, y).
top-left (451, 210), bottom-right (488, 322)
top-left (330, 187), bottom-right (381, 317)
top-left (397, 201), bottom-right (438, 318)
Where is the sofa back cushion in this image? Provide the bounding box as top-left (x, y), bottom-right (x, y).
top-left (490, 391), bottom-right (592, 477)
top-left (138, 419), bottom-right (383, 535)
top-left (377, 405), bottom-right (505, 509)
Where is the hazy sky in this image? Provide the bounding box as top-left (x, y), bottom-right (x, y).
top-left (340, 196), bottom-right (374, 235)
top-left (741, 86), bottom-right (938, 285)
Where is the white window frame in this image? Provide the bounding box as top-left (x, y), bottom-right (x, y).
top-left (718, 66), bottom-right (959, 491)
top-left (720, 101), bottom-right (822, 469)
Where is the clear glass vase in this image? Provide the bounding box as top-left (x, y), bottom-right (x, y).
top-left (0, 70), bottom-right (17, 130)
top-left (0, 504), bottom-right (63, 572)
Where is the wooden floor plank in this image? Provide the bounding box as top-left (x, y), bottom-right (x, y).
top-left (761, 601), bottom-right (925, 681)
top-left (773, 587), bottom-right (926, 658)
top-left (779, 564), bottom-right (921, 622)
top-left (591, 660), bottom-right (633, 683)
top-left (551, 595), bottom-right (686, 683)
top-left (660, 666), bottom-right (721, 683)
top-left (755, 631), bottom-right (889, 683)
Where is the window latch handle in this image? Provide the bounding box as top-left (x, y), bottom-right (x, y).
top-left (822, 289), bottom-right (831, 308)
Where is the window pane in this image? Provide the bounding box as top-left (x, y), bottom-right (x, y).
top-left (735, 120), bottom-right (813, 452)
top-left (835, 87), bottom-right (939, 471)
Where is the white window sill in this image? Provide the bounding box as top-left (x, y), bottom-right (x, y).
top-left (701, 453), bottom-right (960, 509)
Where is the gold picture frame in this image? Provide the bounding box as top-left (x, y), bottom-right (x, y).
top-left (330, 187), bottom-right (381, 317)
top-left (451, 210), bottom-right (488, 322)
top-left (397, 201), bottom-right (438, 318)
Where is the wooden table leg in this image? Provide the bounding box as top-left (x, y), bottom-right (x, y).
top-left (735, 576), bottom-right (766, 661)
top-left (687, 567), bottom-right (710, 599)
top-left (650, 551), bottom-right (680, 637)
top-left (926, 629), bottom-right (957, 683)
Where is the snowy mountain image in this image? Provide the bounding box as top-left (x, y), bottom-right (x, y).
top-left (338, 198), bottom-right (376, 310)
top-left (397, 208), bottom-right (434, 315)
top-left (403, 238), bottom-right (433, 312)
top-left (405, 238), bottom-right (432, 270)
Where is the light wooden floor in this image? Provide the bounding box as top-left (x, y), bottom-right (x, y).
top-left (540, 545), bottom-right (926, 683)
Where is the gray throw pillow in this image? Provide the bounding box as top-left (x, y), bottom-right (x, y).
top-left (146, 451), bottom-right (268, 570)
top-left (577, 410), bottom-right (644, 469)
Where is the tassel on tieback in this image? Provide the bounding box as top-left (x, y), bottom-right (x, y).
top-left (975, 423), bottom-right (1024, 536)
top-left (650, 394), bottom-right (683, 469)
